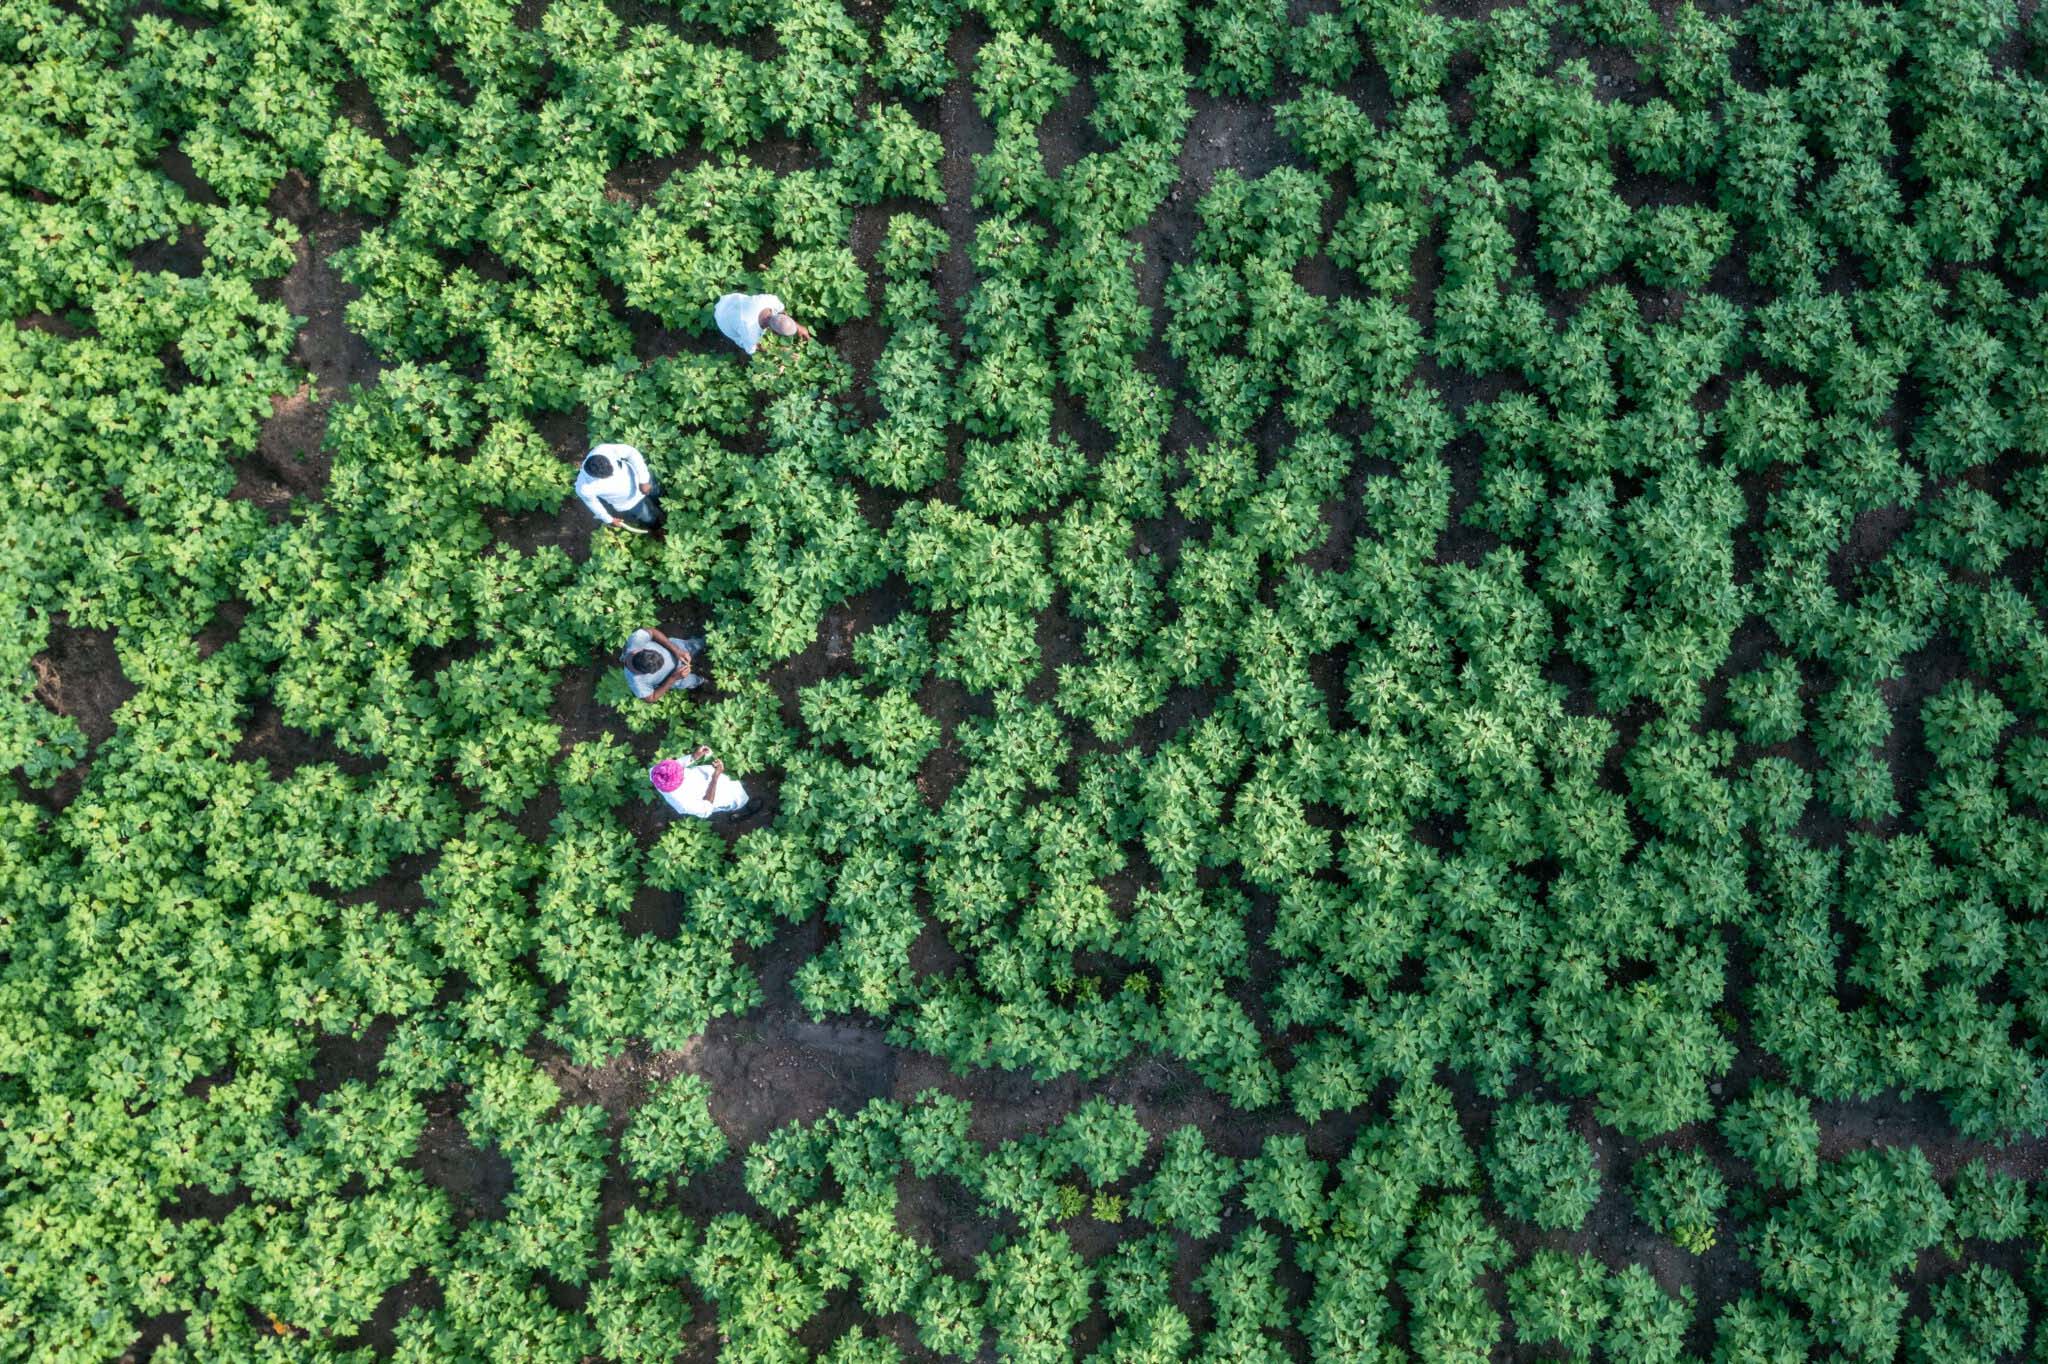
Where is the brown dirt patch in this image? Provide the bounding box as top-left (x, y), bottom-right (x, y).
top-left (413, 1099), bottom-right (514, 1226)
top-left (30, 615), bottom-right (133, 752)
top-left (235, 172), bottom-right (383, 515)
top-left (23, 615), bottom-right (135, 810)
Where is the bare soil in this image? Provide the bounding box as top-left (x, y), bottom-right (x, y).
top-left (29, 615), bottom-right (131, 752)
top-left (21, 615), bottom-right (135, 811)
top-left (234, 170), bottom-right (382, 516)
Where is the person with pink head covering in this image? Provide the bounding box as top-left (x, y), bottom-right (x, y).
top-left (650, 746), bottom-right (749, 819)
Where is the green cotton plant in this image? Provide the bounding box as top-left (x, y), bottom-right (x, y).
top-left (1190, 0), bottom-right (1288, 96)
top-left (935, 603), bottom-right (1042, 694)
top-left (875, 0), bottom-right (959, 96)
top-left (1089, 47), bottom-right (1193, 145)
top-left (1284, 11), bottom-right (1360, 84)
top-left (1366, 5), bottom-right (1468, 98)
top-left (1603, 1266), bottom-right (1693, 1364)
top-left (1239, 1134), bottom-right (1329, 1236)
top-left (978, 1228), bottom-right (1092, 1364)
top-left (1630, 1147), bottom-right (1727, 1252)
top-left (1621, 100), bottom-right (1719, 179)
top-left (1402, 1196), bottom-right (1508, 1359)
top-left (1717, 1084), bottom-right (1819, 1189)
top-left (1507, 1250), bottom-right (1609, 1360)
top-left (1485, 1099), bottom-right (1601, 1231)
top-left (587, 1274), bottom-right (695, 1364)
top-left (961, 433), bottom-right (1087, 518)
top-left (1946, 1160), bottom-right (2029, 1245)
top-left (972, 31), bottom-right (1074, 126)
top-left (1532, 146), bottom-right (1633, 288)
top-left (800, 678), bottom-right (940, 771)
top-left (1632, 204), bottom-right (1732, 289)
top-left (1195, 1226), bottom-right (1287, 1345)
top-left (1909, 1265), bottom-right (2030, 1362)
top-left (1744, 1147), bottom-right (1950, 1360)
top-left (1919, 680), bottom-right (2013, 764)
top-left (1727, 655), bottom-right (1805, 745)
top-left (1134, 1127), bottom-right (1240, 1238)
top-left (622, 1074), bottom-right (729, 1183)
top-left (835, 104), bottom-right (945, 203)
top-left (1329, 199), bottom-right (1426, 296)
top-left (1277, 87), bottom-right (1374, 170)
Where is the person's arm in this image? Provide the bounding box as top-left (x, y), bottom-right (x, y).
top-left (577, 480), bottom-right (622, 526)
top-left (625, 448), bottom-right (653, 493)
top-left (648, 665), bottom-right (685, 701)
top-left (656, 648), bottom-right (694, 697)
top-left (703, 759), bottom-right (723, 806)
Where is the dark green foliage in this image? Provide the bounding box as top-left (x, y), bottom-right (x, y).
top-left (1947, 1160), bottom-right (2028, 1243)
top-left (1631, 1147), bottom-right (1728, 1252)
top-left (1746, 1147), bottom-right (1950, 1359)
top-left (1486, 1100), bottom-right (1601, 1230)
top-left (1508, 1250), bottom-right (1609, 1359)
top-left (1729, 656), bottom-right (1805, 746)
top-left (1719, 1085), bottom-right (1821, 1190)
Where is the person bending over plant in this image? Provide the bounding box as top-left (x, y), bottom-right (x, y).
top-left (575, 443), bottom-right (663, 532)
top-left (714, 290), bottom-right (812, 355)
top-left (621, 627), bottom-right (705, 701)
top-left (650, 748), bottom-right (749, 819)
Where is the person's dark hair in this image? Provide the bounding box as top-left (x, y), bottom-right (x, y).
top-left (583, 453), bottom-right (613, 479)
top-left (629, 649), bottom-right (665, 674)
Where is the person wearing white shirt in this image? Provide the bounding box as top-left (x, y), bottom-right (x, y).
top-left (714, 292), bottom-right (812, 355)
top-left (650, 747), bottom-right (749, 818)
top-left (575, 443), bottom-right (662, 531)
top-left (621, 627), bottom-right (705, 701)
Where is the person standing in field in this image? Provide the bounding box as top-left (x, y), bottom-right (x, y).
top-left (714, 291), bottom-right (812, 355)
top-left (650, 747), bottom-right (749, 818)
top-left (621, 627), bottom-right (705, 701)
top-left (575, 443), bottom-right (662, 532)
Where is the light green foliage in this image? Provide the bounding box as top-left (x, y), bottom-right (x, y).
top-left (1135, 1127), bottom-right (1241, 1238)
top-left (1052, 1098), bottom-right (1150, 1186)
top-left (973, 32), bottom-right (1075, 127)
top-left (1241, 1133), bottom-right (1329, 1235)
top-left (979, 1228), bottom-right (1092, 1363)
top-left (622, 1074), bottom-right (729, 1182)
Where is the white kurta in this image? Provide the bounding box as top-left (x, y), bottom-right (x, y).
top-left (713, 293), bottom-right (786, 354)
top-left (658, 763), bottom-right (749, 818)
top-left (574, 443), bottom-right (652, 523)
